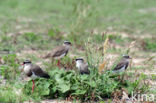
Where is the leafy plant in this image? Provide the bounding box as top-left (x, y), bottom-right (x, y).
top-left (143, 38), bottom-right (156, 52)
top-left (0, 82), bottom-right (27, 103)
top-left (0, 54), bottom-right (20, 80)
top-left (22, 33), bottom-right (40, 43)
top-left (23, 64), bottom-right (149, 102)
top-left (23, 68), bottom-right (119, 101)
top-left (47, 28), bottom-right (63, 40)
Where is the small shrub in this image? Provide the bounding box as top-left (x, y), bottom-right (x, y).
top-left (47, 28), bottom-right (63, 40)
top-left (23, 66), bottom-right (149, 102)
top-left (0, 54), bottom-right (20, 80)
top-left (143, 38), bottom-right (156, 52)
top-left (22, 33), bottom-right (40, 43)
top-left (0, 83), bottom-right (27, 103)
top-left (23, 68), bottom-right (119, 101)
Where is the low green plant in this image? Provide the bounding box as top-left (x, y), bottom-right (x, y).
top-left (143, 38), bottom-right (156, 52)
top-left (151, 74), bottom-right (156, 80)
top-left (23, 66), bottom-right (149, 102)
top-left (47, 28), bottom-right (63, 40)
top-left (23, 68), bottom-right (119, 101)
top-left (0, 82), bottom-right (28, 103)
top-left (0, 35), bottom-right (14, 51)
top-left (0, 54), bottom-right (20, 80)
top-left (19, 32), bottom-right (50, 49)
top-left (22, 33), bottom-right (40, 43)
top-left (125, 73), bottom-right (149, 94)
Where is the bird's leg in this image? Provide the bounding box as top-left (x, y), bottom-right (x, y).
top-left (121, 72), bottom-right (126, 82)
top-left (32, 80), bottom-right (35, 93)
top-left (57, 60), bottom-right (61, 69)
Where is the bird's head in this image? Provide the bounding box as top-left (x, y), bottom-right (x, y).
top-left (63, 41), bottom-right (72, 47)
top-left (75, 58), bottom-right (84, 68)
top-left (122, 54), bottom-right (132, 59)
top-left (75, 58), bottom-right (84, 63)
top-left (22, 60), bottom-right (32, 66)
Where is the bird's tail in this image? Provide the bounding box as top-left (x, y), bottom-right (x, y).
top-left (42, 72), bottom-right (50, 79)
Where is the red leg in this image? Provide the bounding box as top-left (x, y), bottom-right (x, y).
top-left (57, 60), bottom-right (61, 69)
top-left (32, 80), bottom-right (35, 93)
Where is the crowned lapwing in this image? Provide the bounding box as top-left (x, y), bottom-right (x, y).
top-left (113, 55), bottom-right (132, 73)
top-left (22, 60), bottom-right (50, 92)
top-left (75, 58), bottom-right (90, 74)
top-left (44, 41), bottom-right (72, 68)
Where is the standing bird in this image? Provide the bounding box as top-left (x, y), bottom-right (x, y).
top-left (22, 60), bottom-right (50, 93)
top-left (43, 41), bottom-right (72, 68)
top-left (75, 58), bottom-right (90, 74)
top-left (113, 55), bottom-right (132, 73)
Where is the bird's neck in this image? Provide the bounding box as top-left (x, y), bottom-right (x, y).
top-left (24, 64), bottom-right (31, 72)
top-left (122, 58), bottom-right (130, 62)
top-left (63, 45), bottom-right (71, 49)
top-left (125, 59), bottom-right (130, 62)
top-left (76, 61), bottom-right (83, 69)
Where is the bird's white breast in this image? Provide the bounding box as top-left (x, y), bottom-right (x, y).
top-left (23, 65), bottom-right (31, 73)
top-left (76, 61), bottom-right (82, 70)
top-left (24, 65), bottom-right (38, 79)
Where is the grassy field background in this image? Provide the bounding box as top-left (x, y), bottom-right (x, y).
top-left (0, 0), bottom-right (156, 102)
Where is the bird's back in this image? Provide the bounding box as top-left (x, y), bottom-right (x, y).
top-left (113, 58), bottom-right (129, 71)
top-left (52, 46), bottom-right (68, 57)
top-left (44, 45), bottom-right (68, 59)
top-left (80, 63), bottom-right (90, 74)
top-left (31, 64), bottom-right (50, 78)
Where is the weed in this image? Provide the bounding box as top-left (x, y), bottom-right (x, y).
top-left (47, 28), bottom-right (64, 40)
top-left (0, 54), bottom-right (20, 80)
top-left (143, 38), bottom-right (156, 52)
top-left (0, 82), bottom-right (28, 103)
top-left (22, 33), bottom-right (40, 43)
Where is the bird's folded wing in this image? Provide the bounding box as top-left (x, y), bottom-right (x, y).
top-left (52, 46), bottom-right (68, 57)
top-left (113, 62), bottom-right (128, 71)
top-left (43, 46), bottom-right (68, 58)
top-left (31, 65), bottom-right (46, 76)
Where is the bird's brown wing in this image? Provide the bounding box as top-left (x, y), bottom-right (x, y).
top-left (113, 60), bottom-right (129, 71)
top-left (51, 46), bottom-right (68, 57)
top-left (80, 63), bottom-right (90, 74)
top-left (44, 46), bottom-right (68, 58)
top-left (31, 64), bottom-right (50, 78)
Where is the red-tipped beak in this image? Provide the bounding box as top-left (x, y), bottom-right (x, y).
top-left (21, 63), bottom-right (24, 66)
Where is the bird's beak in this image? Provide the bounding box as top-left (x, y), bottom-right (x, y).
top-left (129, 57), bottom-right (132, 59)
top-left (21, 63), bottom-right (24, 66)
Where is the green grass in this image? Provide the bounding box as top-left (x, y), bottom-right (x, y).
top-left (0, 0), bottom-right (156, 35)
top-left (143, 38), bottom-right (156, 52)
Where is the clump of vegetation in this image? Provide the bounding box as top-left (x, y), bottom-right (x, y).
top-left (23, 66), bottom-right (149, 102)
top-left (0, 83), bottom-right (27, 103)
top-left (47, 28), bottom-right (64, 40)
top-left (0, 54), bottom-right (20, 80)
top-left (22, 33), bottom-right (40, 43)
top-left (23, 68), bottom-right (118, 101)
top-left (143, 38), bottom-right (156, 52)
